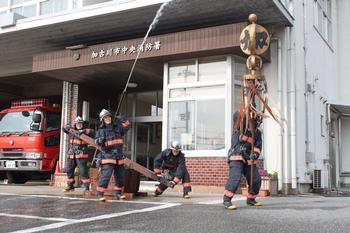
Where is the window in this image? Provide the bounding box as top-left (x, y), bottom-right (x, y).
top-left (40, 0), bottom-right (68, 15)
top-left (166, 56), bottom-right (228, 152)
top-left (45, 112), bottom-right (61, 132)
top-left (233, 58), bottom-right (245, 111)
top-left (0, 111), bottom-right (33, 133)
top-left (8, 0), bottom-right (38, 18)
top-left (0, 1), bottom-right (8, 8)
top-left (83, 0), bottom-right (112, 6)
top-left (169, 61), bottom-right (196, 84)
top-left (168, 101), bottom-right (195, 150)
top-left (10, 4), bottom-right (36, 17)
top-left (198, 57), bottom-right (226, 82)
top-left (314, 0), bottom-right (332, 44)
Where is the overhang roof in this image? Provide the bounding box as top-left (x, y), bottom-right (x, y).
top-left (0, 0), bottom-right (293, 77)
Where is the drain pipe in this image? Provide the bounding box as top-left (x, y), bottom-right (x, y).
top-left (283, 28), bottom-right (290, 192)
top-left (288, 26), bottom-right (298, 191)
top-left (271, 37), bottom-right (283, 191)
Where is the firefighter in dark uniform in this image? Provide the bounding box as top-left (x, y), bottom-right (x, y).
top-left (95, 109), bottom-right (130, 202)
top-left (62, 116), bottom-right (94, 192)
top-left (223, 112), bottom-right (263, 210)
top-left (153, 141), bottom-right (192, 199)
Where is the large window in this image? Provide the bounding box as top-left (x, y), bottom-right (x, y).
top-left (314, 0), bottom-right (332, 44)
top-left (45, 112), bottom-right (61, 132)
top-left (0, 0), bottom-right (69, 18)
top-left (166, 56), bottom-right (228, 153)
top-left (40, 0), bottom-right (68, 15)
top-left (0, 111), bottom-right (34, 133)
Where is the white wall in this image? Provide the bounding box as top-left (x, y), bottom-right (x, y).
top-left (337, 0), bottom-right (350, 105)
top-left (263, 0), bottom-right (341, 190)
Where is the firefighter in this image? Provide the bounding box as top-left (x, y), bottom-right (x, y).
top-left (62, 116), bottom-right (94, 193)
top-left (223, 112), bottom-right (263, 210)
top-left (95, 109), bottom-right (130, 202)
top-left (153, 141), bottom-right (192, 199)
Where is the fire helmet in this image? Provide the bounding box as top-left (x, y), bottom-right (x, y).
top-left (99, 109), bottom-right (112, 121)
top-left (170, 141), bottom-right (181, 151)
top-left (74, 116), bottom-right (84, 124)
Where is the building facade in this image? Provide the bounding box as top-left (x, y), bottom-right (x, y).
top-left (1, 0), bottom-right (349, 193)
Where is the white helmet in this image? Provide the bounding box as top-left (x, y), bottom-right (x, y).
top-left (74, 116), bottom-right (84, 124)
top-left (99, 109), bottom-right (112, 121)
top-left (170, 141), bottom-right (181, 151)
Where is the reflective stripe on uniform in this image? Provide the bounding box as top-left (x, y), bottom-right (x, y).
top-left (117, 159), bottom-right (124, 165)
top-left (224, 190), bottom-right (234, 197)
top-left (253, 147), bottom-right (261, 153)
top-left (156, 187), bottom-right (164, 193)
top-left (242, 135), bottom-right (254, 144)
top-left (82, 178), bottom-right (91, 184)
top-left (173, 177), bottom-right (181, 183)
top-left (97, 186), bottom-right (106, 192)
top-left (101, 159), bottom-right (117, 164)
top-left (104, 139), bottom-right (124, 146)
top-left (68, 154), bottom-right (89, 159)
top-left (67, 178), bottom-right (75, 182)
top-left (183, 182), bottom-right (191, 187)
top-left (229, 155), bottom-right (257, 165)
top-left (247, 193), bottom-right (257, 199)
top-left (154, 168), bottom-right (161, 174)
top-left (70, 139), bottom-right (87, 145)
top-left (113, 186), bottom-right (124, 191)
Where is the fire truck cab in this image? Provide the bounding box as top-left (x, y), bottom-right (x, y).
top-left (0, 99), bottom-right (61, 184)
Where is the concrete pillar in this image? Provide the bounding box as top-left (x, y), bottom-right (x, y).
top-left (58, 81), bottom-right (79, 171)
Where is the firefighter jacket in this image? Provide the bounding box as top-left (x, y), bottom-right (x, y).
top-left (227, 129), bottom-right (262, 162)
top-left (95, 117), bottom-right (130, 161)
top-left (67, 128), bottom-right (95, 159)
top-left (154, 149), bottom-right (187, 179)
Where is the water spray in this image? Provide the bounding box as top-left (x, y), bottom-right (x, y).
top-left (115, 0), bottom-right (172, 115)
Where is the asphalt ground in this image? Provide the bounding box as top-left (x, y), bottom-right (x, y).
top-left (0, 183), bottom-right (350, 233)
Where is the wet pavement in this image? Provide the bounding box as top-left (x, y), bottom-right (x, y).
top-left (1, 183), bottom-right (350, 233)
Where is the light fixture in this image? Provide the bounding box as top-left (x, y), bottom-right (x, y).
top-left (65, 44), bottom-right (87, 50)
top-left (127, 82), bottom-right (138, 88)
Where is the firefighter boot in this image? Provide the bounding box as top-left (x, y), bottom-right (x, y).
top-left (97, 191), bottom-right (106, 202)
top-left (115, 190), bottom-right (126, 200)
top-left (183, 191), bottom-right (190, 199)
top-left (83, 183), bottom-right (90, 191)
top-left (246, 198), bottom-right (263, 206)
top-left (62, 186), bottom-right (75, 192)
top-left (153, 188), bottom-right (163, 197)
top-left (223, 195), bottom-right (237, 210)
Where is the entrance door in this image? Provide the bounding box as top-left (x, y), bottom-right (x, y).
top-left (120, 90), bottom-right (163, 171)
top-left (133, 122), bottom-right (162, 171)
top-left (135, 123), bottom-right (151, 169)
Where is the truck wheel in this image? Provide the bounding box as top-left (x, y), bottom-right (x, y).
top-left (6, 172), bottom-right (29, 184)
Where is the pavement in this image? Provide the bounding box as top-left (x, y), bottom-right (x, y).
top-left (1, 181), bottom-right (350, 233)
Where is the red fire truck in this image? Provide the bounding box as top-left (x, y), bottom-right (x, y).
top-left (0, 99), bottom-right (61, 184)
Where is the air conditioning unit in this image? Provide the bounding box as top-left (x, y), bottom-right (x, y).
top-left (0, 12), bottom-right (25, 28)
top-left (313, 169), bottom-right (322, 189)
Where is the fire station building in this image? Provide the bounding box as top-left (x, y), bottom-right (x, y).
top-left (1, 0), bottom-right (350, 194)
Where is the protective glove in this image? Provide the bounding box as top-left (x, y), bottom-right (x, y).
top-left (62, 127), bottom-right (69, 134)
top-left (168, 180), bottom-right (176, 188)
top-left (95, 158), bottom-right (101, 168)
top-left (116, 114), bottom-right (127, 122)
top-left (78, 129), bottom-right (85, 135)
top-left (249, 153), bottom-right (259, 161)
top-left (156, 174), bottom-right (165, 182)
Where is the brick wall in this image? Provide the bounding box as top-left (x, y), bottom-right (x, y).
top-left (186, 157), bottom-right (264, 187)
top-left (186, 157), bottom-right (229, 186)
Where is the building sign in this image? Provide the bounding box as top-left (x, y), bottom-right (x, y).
top-left (91, 40), bottom-right (161, 59)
